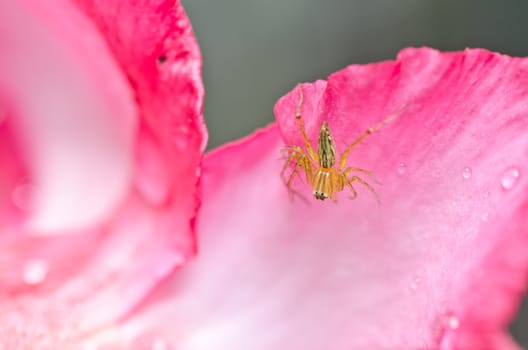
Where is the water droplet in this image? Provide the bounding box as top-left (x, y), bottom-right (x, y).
top-left (11, 183), bottom-right (34, 211)
top-left (481, 190), bottom-right (490, 199)
top-left (410, 276), bottom-right (421, 291)
top-left (500, 167), bottom-right (520, 191)
top-left (435, 311), bottom-right (461, 348)
top-left (443, 313), bottom-right (460, 330)
top-left (397, 162), bottom-right (406, 175)
top-left (481, 212), bottom-right (489, 222)
top-left (23, 259), bottom-right (48, 285)
top-left (176, 18), bottom-right (188, 30)
top-left (177, 124), bottom-right (190, 135)
top-left (461, 167), bottom-right (472, 180)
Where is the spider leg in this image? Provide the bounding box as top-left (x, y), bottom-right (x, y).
top-left (349, 175), bottom-right (381, 204)
top-left (280, 147), bottom-right (302, 182)
top-left (332, 191), bottom-right (339, 203)
top-left (281, 145), bottom-right (303, 155)
top-left (283, 152), bottom-right (313, 203)
top-left (339, 107), bottom-right (405, 170)
top-left (339, 173), bottom-right (358, 200)
top-left (286, 154), bottom-right (313, 187)
top-left (295, 85), bottom-right (318, 162)
top-left (281, 146), bottom-right (313, 184)
top-left (347, 183), bottom-right (358, 200)
top-left (343, 167), bottom-right (381, 185)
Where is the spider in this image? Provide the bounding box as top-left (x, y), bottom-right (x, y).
top-left (281, 85), bottom-right (402, 203)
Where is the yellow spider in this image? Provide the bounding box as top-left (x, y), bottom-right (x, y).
top-left (281, 85), bottom-right (401, 203)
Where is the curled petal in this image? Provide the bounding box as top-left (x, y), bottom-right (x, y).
top-left (0, 0), bottom-right (205, 347)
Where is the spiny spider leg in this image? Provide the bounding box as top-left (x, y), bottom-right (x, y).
top-left (284, 154), bottom-right (312, 203)
top-left (295, 86), bottom-right (318, 162)
top-left (280, 146), bottom-right (307, 166)
top-left (280, 146), bottom-right (303, 177)
top-left (339, 108), bottom-right (404, 170)
top-left (348, 175), bottom-right (380, 203)
top-left (281, 145), bottom-right (304, 154)
top-left (287, 155), bottom-right (313, 187)
top-left (344, 180), bottom-right (358, 200)
top-left (332, 191), bottom-right (338, 203)
top-left (280, 147), bottom-right (313, 184)
top-left (343, 167), bottom-right (382, 185)
top-left (280, 152), bottom-right (300, 182)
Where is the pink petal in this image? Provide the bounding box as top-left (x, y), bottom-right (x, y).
top-left (109, 48), bottom-right (528, 349)
top-left (0, 0), bottom-right (205, 347)
top-left (0, 0), bottom-right (136, 233)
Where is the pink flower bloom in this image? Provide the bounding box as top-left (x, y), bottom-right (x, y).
top-left (1, 1), bottom-right (528, 350)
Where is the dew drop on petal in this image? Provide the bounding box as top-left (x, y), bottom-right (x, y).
top-left (435, 311), bottom-right (460, 349)
top-left (12, 183), bottom-right (35, 211)
top-left (23, 259), bottom-right (48, 285)
top-left (177, 124), bottom-right (191, 136)
top-left (409, 275), bottom-right (421, 291)
top-left (175, 17), bottom-right (188, 30)
top-left (437, 310), bottom-right (460, 331)
top-left (461, 167), bottom-right (472, 180)
top-left (500, 167), bottom-right (520, 191)
top-left (442, 312), bottom-right (460, 331)
top-left (397, 162), bottom-right (406, 175)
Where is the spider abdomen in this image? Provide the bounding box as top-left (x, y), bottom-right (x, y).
top-left (318, 122), bottom-right (336, 168)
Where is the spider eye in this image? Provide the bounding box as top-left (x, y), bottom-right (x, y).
top-left (313, 191), bottom-right (328, 200)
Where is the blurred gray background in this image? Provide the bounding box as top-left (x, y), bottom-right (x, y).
top-left (181, 0), bottom-right (528, 345)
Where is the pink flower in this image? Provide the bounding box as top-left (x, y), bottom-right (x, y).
top-left (1, 1), bottom-right (528, 350)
